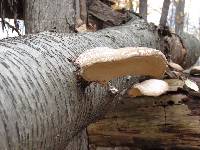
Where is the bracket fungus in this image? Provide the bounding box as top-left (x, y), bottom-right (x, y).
top-left (164, 78), bottom-right (199, 94)
top-left (127, 79), bottom-right (169, 97)
top-left (75, 47), bottom-right (167, 84)
top-left (164, 79), bottom-right (185, 92)
top-left (168, 62), bottom-right (184, 72)
top-left (184, 79), bottom-right (199, 92)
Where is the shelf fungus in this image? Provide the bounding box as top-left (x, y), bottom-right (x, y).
top-left (184, 79), bottom-right (199, 92)
top-left (123, 78), bottom-right (199, 98)
top-left (127, 79), bottom-right (169, 97)
top-left (165, 78), bottom-right (199, 95)
top-left (75, 47), bottom-right (167, 84)
top-left (164, 79), bottom-right (184, 92)
top-left (168, 62), bottom-right (184, 72)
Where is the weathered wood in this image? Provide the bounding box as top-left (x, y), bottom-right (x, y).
top-left (88, 0), bottom-right (131, 27)
top-left (157, 29), bottom-right (200, 68)
top-left (88, 94), bottom-right (200, 149)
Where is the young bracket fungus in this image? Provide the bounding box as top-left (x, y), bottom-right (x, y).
top-left (75, 47), bottom-right (167, 84)
top-left (168, 62), bottom-right (184, 72)
top-left (127, 79), bottom-right (169, 97)
top-left (184, 79), bottom-right (199, 92)
top-left (164, 79), bottom-right (184, 92)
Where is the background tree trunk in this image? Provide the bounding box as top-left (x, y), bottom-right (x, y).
top-left (160, 0), bottom-right (171, 26)
top-left (24, 0), bottom-right (76, 33)
top-left (175, 0), bottom-right (185, 34)
top-left (139, 0), bottom-right (147, 21)
top-left (168, 0), bottom-right (176, 29)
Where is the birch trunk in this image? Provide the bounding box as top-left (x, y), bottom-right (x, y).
top-left (0, 18), bottom-right (158, 149)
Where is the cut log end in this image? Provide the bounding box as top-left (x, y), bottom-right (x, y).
top-left (75, 47), bottom-right (167, 83)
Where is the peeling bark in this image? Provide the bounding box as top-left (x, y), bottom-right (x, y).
top-left (88, 0), bottom-right (131, 28)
